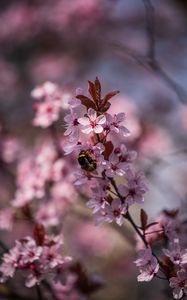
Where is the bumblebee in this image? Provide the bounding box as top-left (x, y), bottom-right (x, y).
top-left (78, 150), bottom-right (97, 172)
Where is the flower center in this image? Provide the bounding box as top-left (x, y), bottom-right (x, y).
top-left (90, 120), bottom-right (96, 128)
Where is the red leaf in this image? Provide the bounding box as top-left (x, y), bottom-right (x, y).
top-left (140, 209), bottom-right (148, 231)
top-left (33, 224), bottom-right (46, 246)
top-left (163, 209), bottom-right (179, 218)
top-left (102, 90), bottom-right (120, 106)
top-left (104, 141), bottom-right (114, 160)
top-left (99, 102), bottom-right (111, 112)
top-left (88, 80), bottom-right (97, 103)
top-left (94, 77), bottom-right (101, 102)
top-left (76, 95), bottom-right (96, 110)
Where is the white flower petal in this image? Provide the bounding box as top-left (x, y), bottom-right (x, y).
top-left (94, 125), bottom-right (104, 134)
top-left (78, 117), bottom-right (90, 125)
top-left (97, 115), bottom-right (106, 125)
top-left (81, 126), bottom-right (93, 134)
top-left (88, 108), bottom-right (97, 121)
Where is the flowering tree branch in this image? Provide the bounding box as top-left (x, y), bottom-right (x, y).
top-left (0, 78), bottom-right (186, 299)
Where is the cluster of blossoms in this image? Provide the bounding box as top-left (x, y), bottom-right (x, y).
top-left (63, 78), bottom-right (187, 299)
top-left (1, 78), bottom-right (187, 300)
top-left (0, 228), bottom-right (72, 287)
top-left (0, 82), bottom-right (76, 232)
top-left (0, 80), bottom-right (104, 300)
top-left (64, 78), bottom-right (148, 226)
top-left (31, 81), bottom-right (70, 128)
top-left (0, 139), bottom-right (76, 231)
top-left (135, 209), bottom-right (187, 299)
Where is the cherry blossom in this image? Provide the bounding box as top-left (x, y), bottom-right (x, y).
top-left (170, 270), bottom-right (187, 299)
top-left (78, 108), bottom-right (106, 134)
top-left (0, 234), bottom-right (72, 288)
top-left (163, 239), bottom-right (184, 266)
top-left (31, 81), bottom-right (66, 128)
top-left (104, 152), bottom-right (129, 177)
top-left (64, 110), bottom-right (80, 142)
top-left (110, 198), bottom-right (127, 226)
top-left (105, 112), bottom-right (130, 136)
top-left (118, 170), bottom-right (148, 206)
top-left (134, 247), bottom-right (159, 282)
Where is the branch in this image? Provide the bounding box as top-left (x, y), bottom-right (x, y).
top-left (112, 1), bottom-right (187, 104)
top-left (142, 0), bottom-right (155, 62)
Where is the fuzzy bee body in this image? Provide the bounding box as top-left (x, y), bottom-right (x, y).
top-left (78, 150), bottom-right (97, 172)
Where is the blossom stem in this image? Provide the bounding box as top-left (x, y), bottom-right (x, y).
top-left (42, 280), bottom-right (59, 300)
top-left (36, 285), bottom-right (43, 300)
top-left (109, 176), bottom-right (167, 278)
top-left (125, 211), bottom-right (148, 247)
top-left (155, 274), bottom-right (168, 280)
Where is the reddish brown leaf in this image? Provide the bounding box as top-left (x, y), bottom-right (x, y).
top-left (102, 90), bottom-right (120, 107)
top-left (161, 256), bottom-right (176, 278)
top-left (140, 209), bottom-right (148, 231)
top-left (94, 77), bottom-right (101, 102)
top-left (99, 102), bottom-right (111, 112)
top-left (76, 94), bottom-right (96, 110)
top-left (33, 224), bottom-right (46, 246)
top-left (104, 141), bottom-right (114, 160)
top-left (88, 80), bottom-right (97, 103)
top-left (163, 209), bottom-right (179, 218)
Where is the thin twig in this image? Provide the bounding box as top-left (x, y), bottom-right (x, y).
top-left (36, 285), bottom-right (43, 300)
top-left (109, 177), bottom-right (167, 277)
top-left (42, 280), bottom-right (59, 300)
top-left (142, 0), bottom-right (155, 62)
top-left (141, 0), bottom-right (187, 104)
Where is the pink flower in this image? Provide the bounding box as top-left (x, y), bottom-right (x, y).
top-left (0, 208), bottom-right (14, 231)
top-left (181, 250), bottom-right (187, 266)
top-left (0, 246), bottom-right (20, 281)
top-left (134, 247), bottom-right (159, 282)
top-left (87, 188), bottom-right (107, 213)
top-left (170, 270), bottom-right (187, 299)
top-left (31, 81), bottom-right (64, 128)
top-left (93, 203), bottom-right (113, 226)
top-left (93, 199), bottom-right (126, 226)
top-left (104, 153), bottom-right (128, 177)
top-left (118, 170), bottom-right (148, 206)
top-left (110, 198), bottom-right (127, 226)
top-left (1, 137), bottom-right (22, 163)
top-left (19, 237), bottom-right (42, 265)
top-left (35, 203), bottom-right (59, 228)
top-left (0, 234), bottom-right (72, 288)
top-left (115, 144), bottom-right (137, 163)
top-left (64, 110), bottom-right (80, 142)
top-left (163, 239), bottom-right (184, 265)
top-left (78, 108), bottom-right (106, 134)
top-left (53, 275), bottom-right (80, 300)
top-left (25, 273), bottom-right (41, 288)
top-left (41, 244), bottom-right (71, 270)
top-left (105, 113), bottom-right (130, 136)
top-left (33, 100), bottom-right (61, 128)
top-left (68, 98), bottom-right (81, 108)
top-left (31, 82), bottom-right (58, 99)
